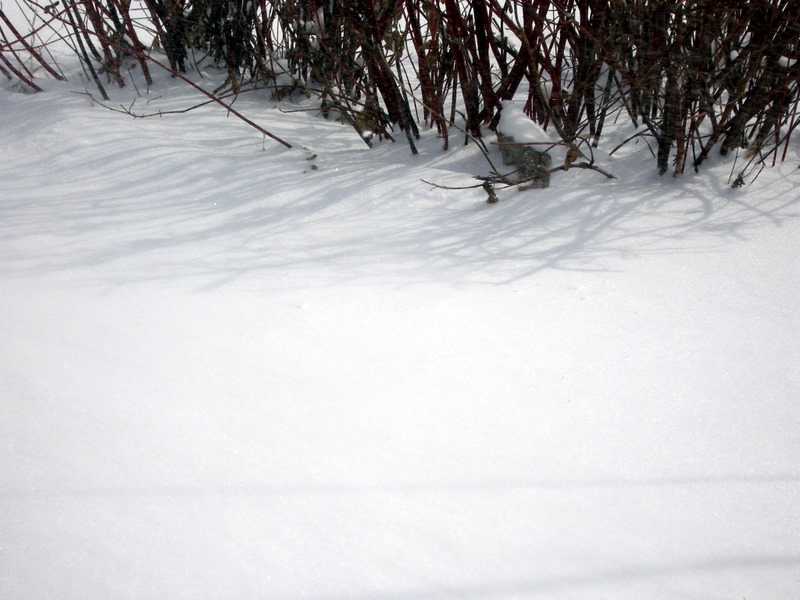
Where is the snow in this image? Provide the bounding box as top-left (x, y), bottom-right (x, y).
top-left (497, 100), bottom-right (566, 164)
top-left (1, 59), bottom-right (800, 599)
top-left (498, 100), bottom-right (555, 145)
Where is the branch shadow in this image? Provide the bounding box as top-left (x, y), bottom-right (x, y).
top-left (2, 88), bottom-right (799, 291)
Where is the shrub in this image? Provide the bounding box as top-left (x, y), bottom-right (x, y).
top-left (3, 0), bottom-right (798, 182)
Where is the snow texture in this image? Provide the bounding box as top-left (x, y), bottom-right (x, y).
top-left (498, 100), bottom-right (555, 144)
top-left (1, 49), bottom-right (800, 600)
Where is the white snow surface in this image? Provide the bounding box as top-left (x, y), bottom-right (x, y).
top-left (497, 101), bottom-right (556, 146)
top-left (2, 66), bottom-right (800, 600)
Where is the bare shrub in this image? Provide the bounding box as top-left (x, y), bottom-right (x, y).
top-left (5, 0), bottom-right (799, 182)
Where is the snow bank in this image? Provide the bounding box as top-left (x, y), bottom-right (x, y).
top-left (1, 72), bottom-right (799, 600)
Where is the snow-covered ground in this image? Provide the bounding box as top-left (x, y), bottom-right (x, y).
top-left (1, 53), bottom-right (799, 599)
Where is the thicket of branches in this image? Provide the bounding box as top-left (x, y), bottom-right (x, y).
top-left (2, 0), bottom-right (799, 181)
